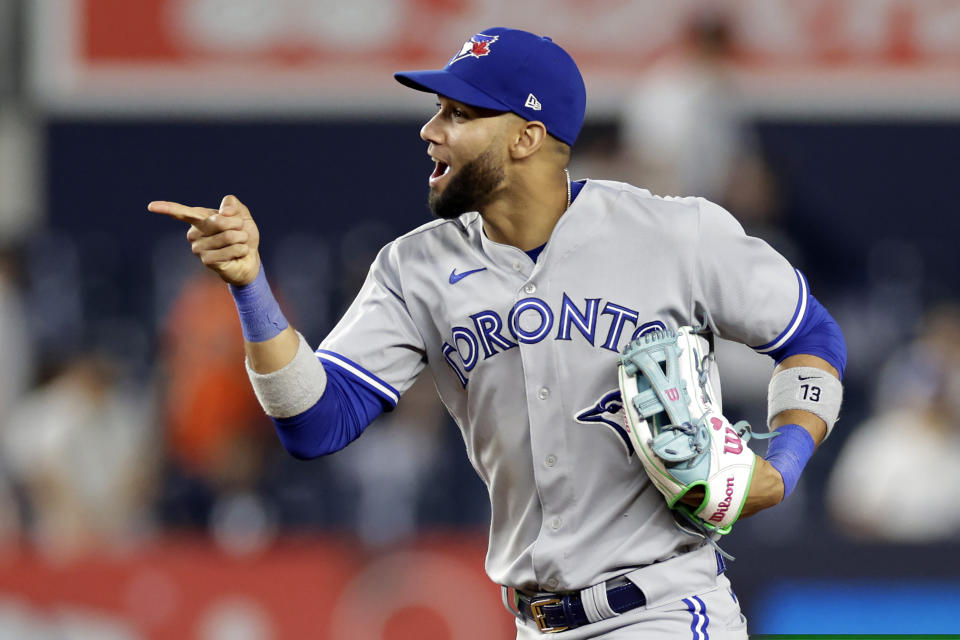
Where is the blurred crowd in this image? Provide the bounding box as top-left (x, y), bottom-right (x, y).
top-left (0, 236), bottom-right (491, 560)
top-left (0, 9), bottom-right (958, 567)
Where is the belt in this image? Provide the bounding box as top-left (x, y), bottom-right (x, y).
top-left (516, 578), bottom-right (646, 634)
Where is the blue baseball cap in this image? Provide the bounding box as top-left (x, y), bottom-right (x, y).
top-left (395, 27), bottom-right (586, 146)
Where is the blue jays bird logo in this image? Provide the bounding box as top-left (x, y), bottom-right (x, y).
top-left (575, 389), bottom-right (635, 458)
top-left (449, 33), bottom-right (499, 65)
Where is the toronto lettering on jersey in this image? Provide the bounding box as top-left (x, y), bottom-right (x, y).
top-left (441, 293), bottom-right (664, 388)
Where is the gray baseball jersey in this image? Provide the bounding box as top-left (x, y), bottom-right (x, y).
top-left (319, 179), bottom-right (803, 593)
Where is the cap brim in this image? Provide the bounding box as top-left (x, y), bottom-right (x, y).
top-left (394, 69), bottom-right (510, 112)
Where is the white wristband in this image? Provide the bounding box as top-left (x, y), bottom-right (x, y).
top-left (245, 331), bottom-right (327, 418)
top-left (767, 367), bottom-right (843, 439)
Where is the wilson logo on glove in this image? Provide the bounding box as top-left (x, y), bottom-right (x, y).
top-left (708, 477), bottom-right (737, 523)
top-left (723, 430), bottom-right (744, 454)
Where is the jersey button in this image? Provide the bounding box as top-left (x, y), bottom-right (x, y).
top-left (551, 517), bottom-right (563, 530)
top-left (513, 262), bottom-right (522, 271)
top-left (537, 387), bottom-right (550, 400)
top-left (545, 578), bottom-right (560, 590)
top-left (545, 454), bottom-right (556, 467)
top-left (523, 283), bottom-right (536, 294)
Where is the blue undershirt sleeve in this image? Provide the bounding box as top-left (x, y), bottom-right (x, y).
top-left (271, 363), bottom-right (388, 459)
top-left (767, 293), bottom-right (847, 380)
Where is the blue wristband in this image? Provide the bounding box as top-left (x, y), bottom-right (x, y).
top-left (763, 423), bottom-right (815, 500)
top-left (228, 265), bottom-right (289, 342)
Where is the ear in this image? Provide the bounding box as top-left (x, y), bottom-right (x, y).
top-left (508, 120), bottom-right (548, 160)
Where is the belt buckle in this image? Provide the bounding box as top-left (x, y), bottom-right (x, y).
top-left (530, 597), bottom-right (568, 634)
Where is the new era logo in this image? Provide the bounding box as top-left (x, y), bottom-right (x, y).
top-left (524, 93), bottom-right (542, 111)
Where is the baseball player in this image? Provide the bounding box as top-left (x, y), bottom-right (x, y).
top-left (149, 27), bottom-right (846, 638)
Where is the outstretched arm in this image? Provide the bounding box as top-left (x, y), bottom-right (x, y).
top-left (149, 195), bottom-right (384, 458)
top-left (148, 195), bottom-right (299, 373)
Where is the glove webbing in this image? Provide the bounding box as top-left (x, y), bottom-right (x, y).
top-left (623, 331), bottom-right (692, 428)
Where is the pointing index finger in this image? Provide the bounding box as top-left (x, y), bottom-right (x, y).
top-left (148, 200), bottom-right (216, 225)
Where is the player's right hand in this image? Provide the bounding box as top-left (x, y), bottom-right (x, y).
top-left (148, 194), bottom-right (261, 286)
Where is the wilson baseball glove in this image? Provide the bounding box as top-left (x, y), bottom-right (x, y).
top-left (618, 326), bottom-right (771, 534)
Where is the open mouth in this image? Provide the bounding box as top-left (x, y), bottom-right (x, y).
top-left (429, 160), bottom-right (451, 186)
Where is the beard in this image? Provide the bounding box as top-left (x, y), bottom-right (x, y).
top-left (428, 147), bottom-right (505, 220)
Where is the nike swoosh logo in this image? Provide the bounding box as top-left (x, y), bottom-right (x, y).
top-left (797, 375), bottom-right (822, 381)
top-left (449, 267), bottom-right (487, 284)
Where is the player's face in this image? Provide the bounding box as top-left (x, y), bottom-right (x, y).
top-left (427, 145), bottom-right (504, 220)
top-left (421, 97), bottom-right (508, 219)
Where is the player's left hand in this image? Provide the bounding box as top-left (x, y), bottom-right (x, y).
top-left (148, 195), bottom-right (262, 286)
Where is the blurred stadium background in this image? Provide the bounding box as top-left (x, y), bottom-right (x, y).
top-left (0, 0), bottom-right (958, 637)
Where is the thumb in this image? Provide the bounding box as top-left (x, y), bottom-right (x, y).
top-left (219, 194), bottom-right (240, 216)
